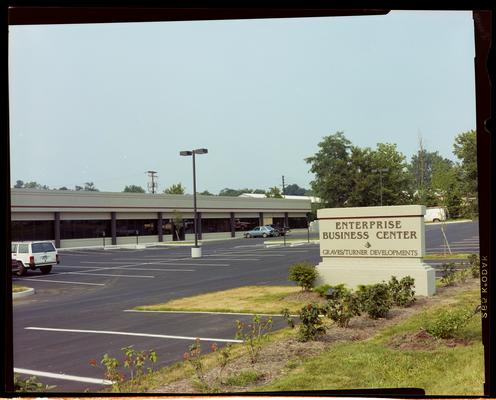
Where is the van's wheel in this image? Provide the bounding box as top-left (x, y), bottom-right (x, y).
top-left (16, 262), bottom-right (27, 276)
top-left (433, 218), bottom-right (440, 222)
top-left (40, 265), bottom-right (52, 274)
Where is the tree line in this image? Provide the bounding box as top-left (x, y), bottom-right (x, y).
top-left (305, 130), bottom-right (477, 219)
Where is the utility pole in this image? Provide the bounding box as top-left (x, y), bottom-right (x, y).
top-left (282, 175), bottom-right (286, 198)
top-left (147, 171), bottom-right (158, 194)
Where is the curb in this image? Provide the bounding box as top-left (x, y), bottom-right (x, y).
top-left (425, 219), bottom-right (473, 225)
top-left (13, 288), bottom-right (35, 299)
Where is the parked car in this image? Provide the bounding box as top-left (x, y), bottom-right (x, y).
top-left (11, 241), bottom-right (60, 276)
top-left (424, 207), bottom-right (448, 223)
top-left (265, 224), bottom-right (290, 236)
top-left (244, 226), bottom-right (277, 238)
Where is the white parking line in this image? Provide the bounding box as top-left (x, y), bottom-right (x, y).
top-left (25, 327), bottom-right (242, 343)
top-left (125, 309), bottom-right (297, 317)
top-left (201, 258), bottom-right (260, 261)
top-left (151, 262), bottom-right (231, 266)
top-left (64, 272), bottom-right (155, 278)
top-left (17, 279), bottom-right (105, 286)
top-left (14, 368), bottom-right (113, 385)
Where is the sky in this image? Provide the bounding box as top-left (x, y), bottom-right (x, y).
top-left (8, 10), bottom-right (476, 194)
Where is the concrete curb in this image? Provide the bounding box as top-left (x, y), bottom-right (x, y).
top-left (265, 240), bottom-right (319, 247)
top-left (13, 288), bottom-right (35, 299)
top-left (426, 219), bottom-right (473, 225)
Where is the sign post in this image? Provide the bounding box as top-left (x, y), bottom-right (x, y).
top-left (316, 205), bottom-right (436, 296)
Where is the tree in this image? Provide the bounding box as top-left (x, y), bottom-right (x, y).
top-left (14, 180), bottom-right (24, 188)
top-left (123, 185), bottom-right (146, 193)
top-left (408, 149), bottom-right (451, 206)
top-left (431, 159), bottom-right (463, 218)
top-left (265, 186), bottom-right (283, 198)
top-left (58, 186), bottom-right (69, 190)
top-left (199, 190), bottom-right (214, 196)
top-left (284, 184), bottom-right (307, 196)
top-left (84, 182), bottom-right (99, 191)
top-left (305, 132), bottom-right (354, 207)
top-left (453, 130), bottom-right (478, 217)
top-left (75, 185), bottom-right (83, 191)
top-left (164, 183), bottom-right (186, 195)
top-left (218, 188), bottom-right (265, 196)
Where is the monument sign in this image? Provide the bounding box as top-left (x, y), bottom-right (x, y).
top-left (316, 205), bottom-right (436, 296)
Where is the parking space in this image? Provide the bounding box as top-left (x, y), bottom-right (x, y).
top-left (12, 223), bottom-right (479, 392)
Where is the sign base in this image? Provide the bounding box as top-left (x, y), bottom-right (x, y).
top-left (315, 258), bottom-right (436, 296)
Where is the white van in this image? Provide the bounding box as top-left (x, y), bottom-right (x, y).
top-left (11, 241), bottom-right (60, 276)
top-left (424, 207), bottom-right (448, 223)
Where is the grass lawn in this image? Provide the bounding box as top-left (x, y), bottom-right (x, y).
top-left (424, 253), bottom-right (475, 260)
top-left (134, 285), bottom-right (306, 314)
top-left (259, 288), bottom-right (483, 395)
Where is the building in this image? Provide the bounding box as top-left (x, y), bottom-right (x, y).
top-left (10, 189), bottom-right (311, 248)
top-left (238, 193), bottom-right (322, 203)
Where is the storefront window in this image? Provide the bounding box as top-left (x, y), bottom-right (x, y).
top-left (11, 220), bottom-right (54, 241)
top-left (60, 220), bottom-right (111, 239)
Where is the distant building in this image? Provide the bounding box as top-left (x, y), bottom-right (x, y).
top-left (239, 193), bottom-right (322, 203)
top-left (10, 189), bottom-right (311, 248)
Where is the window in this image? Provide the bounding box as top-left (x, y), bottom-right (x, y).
top-left (60, 220), bottom-right (111, 239)
top-left (116, 219), bottom-right (158, 236)
top-left (202, 218), bottom-right (230, 233)
top-left (11, 221), bottom-right (54, 241)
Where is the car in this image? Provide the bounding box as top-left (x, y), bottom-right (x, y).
top-left (11, 240), bottom-right (60, 276)
top-left (244, 226), bottom-right (277, 238)
top-left (265, 224), bottom-right (290, 236)
top-left (424, 207), bottom-right (448, 223)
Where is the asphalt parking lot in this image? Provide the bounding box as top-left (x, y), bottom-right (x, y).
top-left (12, 221), bottom-right (479, 392)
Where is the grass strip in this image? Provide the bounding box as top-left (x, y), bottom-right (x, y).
top-left (259, 289), bottom-right (483, 395)
top-left (134, 285), bottom-right (304, 314)
top-left (424, 253), bottom-right (475, 260)
top-left (12, 284), bottom-right (30, 293)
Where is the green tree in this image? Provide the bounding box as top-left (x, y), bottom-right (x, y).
top-left (408, 150), bottom-right (451, 206)
top-left (13, 180), bottom-right (24, 188)
top-left (123, 185), bottom-right (146, 193)
top-left (199, 190), bottom-right (214, 196)
top-left (84, 182), bottom-right (99, 191)
top-left (431, 159), bottom-right (463, 218)
top-left (164, 183), bottom-right (186, 194)
top-left (305, 132), bottom-right (353, 207)
top-left (453, 130), bottom-right (478, 217)
top-left (218, 188), bottom-right (265, 196)
top-left (284, 184), bottom-right (307, 196)
top-left (265, 186), bottom-right (283, 198)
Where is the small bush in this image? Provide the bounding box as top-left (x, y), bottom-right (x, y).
top-left (357, 283), bottom-right (393, 319)
top-left (235, 314), bottom-right (273, 364)
top-left (14, 374), bottom-right (56, 392)
top-left (313, 284), bottom-right (332, 297)
top-left (297, 303), bottom-right (326, 341)
top-left (288, 261), bottom-right (318, 291)
top-left (441, 263), bottom-right (457, 286)
top-left (325, 292), bottom-right (361, 328)
top-left (388, 276), bottom-right (416, 307)
top-left (426, 308), bottom-right (476, 339)
top-left (468, 254), bottom-right (480, 278)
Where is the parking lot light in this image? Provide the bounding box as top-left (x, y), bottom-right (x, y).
top-left (180, 148), bottom-right (208, 258)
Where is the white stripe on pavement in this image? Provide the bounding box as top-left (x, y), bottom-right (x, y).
top-left (124, 309), bottom-right (297, 317)
top-left (17, 279), bottom-right (105, 286)
top-left (152, 262), bottom-right (231, 266)
top-left (25, 327), bottom-right (242, 343)
top-left (64, 272), bottom-right (155, 278)
top-left (14, 368), bottom-right (113, 385)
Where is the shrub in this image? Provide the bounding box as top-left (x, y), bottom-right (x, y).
top-left (468, 253), bottom-right (480, 278)
top-left (288, 261), bottom-right (318, 291)
top-left (441, 263), bottom-right (457, 286)
top-left (426, 307), bottom-right (476, 339)
top-left (235, 314), bottom-right (273, 364)
top-left (14, 374), bottom-right (56, 392)
top-left (225, 370), bottom-right (263, 386)
top-left (313, 284), bottom-right (332, 297)
top-left (297, 303), bottom-right (326, 341)
top-left (357, 283), bottom-right (393, 319)
top-left (325, 291), bottom-right (361, 328)
top-left (388, 276), bottom-right (416, 307)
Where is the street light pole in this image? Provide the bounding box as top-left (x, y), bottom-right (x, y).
top-left (180, 148), bottom-right (208, 258)
top-left (372, 168), bottom-right (388, 206)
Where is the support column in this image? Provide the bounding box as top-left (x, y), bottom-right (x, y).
top-left (197, 212), bottom-right (202, 240)
top-left (230, 212), bottom-right (236, 237)
top-left (54, 212), bottom-right (60, 248)
top-left (111, 212), bottom-right (117, 245)
top-left (157, 212), bottom-right (163, 242)
top-left (284, 212), bottom-right (289, 229)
